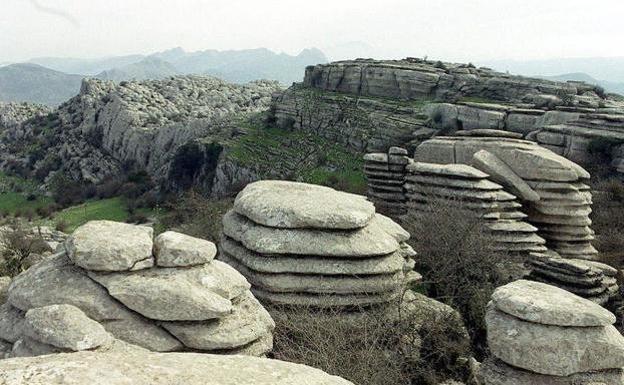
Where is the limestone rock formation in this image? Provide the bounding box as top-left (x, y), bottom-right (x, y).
top-left (363, 147), bottom-right (410, 217)
top-left (0, 350), bottom-right (355, 385)
top-left (272, 58), bottom-right (624, 176)
top-left (0, 76), bottom-right (281, 190)
top-left (482, 280), bottom-right (624, 383)
top-left (2, 221), bottom-right (274, 358)
top-left (404, 160), bottom-right (547, 261)
top-left (412, 134), bottom-right (597, 261)
top-left (527, 253), bottom-right (619, 305)
top-left (219, 180), bottom-right (418, 308)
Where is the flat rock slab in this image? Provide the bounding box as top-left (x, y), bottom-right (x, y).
top-left (89, 261), bottom-right (251, 321)
top-left (407, 162), bottom-right (489, 179)
top-left (251, 287), bottom-right (400, 308)
top-left (23, 304), bottom-right (112, 351)
top-left (66, 221), bottom-right (154, 272)
top-left (154, 231), bottom-right (217, 267)
top-left (491, 280), bottom-right (615, 326)
top-left (233, 181), bottom-right (375, 230)
top-left (162, 291), bottom-right (274, 350)
top-left (223, 211), bottom-right (400, 257)
top-left (481, 358), bottom-right (624, 385)
top-left (0, 350), bottom-right (355, 385)
top-left (486, 306), bottom-right (624, 376)
top-left (220, 253), bottom-right (404, 295)
top-left (219, 236), bottom-right (406, 275)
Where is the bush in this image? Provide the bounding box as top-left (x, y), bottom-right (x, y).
top-left (270, 292), bottom-right (470, 385)
top-left (55, 219), bottom-right (70, 233)
top-left (126, 213), bottom-right (149, 224)
top-left (592, 178), bottom-right (624, 270)
top-left (158, 191), bottom-right (232, 243)
top-left (403, 198), bottom-right (508, 357)
top-left (0, 225), bottom-right (52, 276)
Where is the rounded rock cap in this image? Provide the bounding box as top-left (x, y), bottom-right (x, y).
top-left (233, 180), bottom-right (376, 230)
top-left (491, 280), bottom-right (616, 327)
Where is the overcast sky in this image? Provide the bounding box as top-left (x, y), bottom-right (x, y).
top-left (1, 0), bottom-right (623, 63)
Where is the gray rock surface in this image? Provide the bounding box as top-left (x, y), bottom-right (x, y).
top-left (162, 291), bottom-right (274, 350)
top-left (486, 306), bottom-right (624, 376)
top-left (23, 304), bottom-right (112, 351)
top-left (0, 350), bottom-right (355, 385)
top-left (233, 180), bottom-right (375, 229)
top-left (0, 276), bottom-right (10, 303)
top-left (154, 231), bottom-right (217, 267)
top-left (223, 211), bottom-right (400, 257)
top-left (491, 280), bottom-right (616, 326)
top-left (88, 260), bottom-right (250, 321)
top-left (66, 221), bottom-right (154, 271)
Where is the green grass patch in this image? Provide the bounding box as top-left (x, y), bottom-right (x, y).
top-left (227, 122), bottom-right (366, 194)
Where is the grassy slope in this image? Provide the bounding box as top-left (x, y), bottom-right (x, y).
top-left (227, 123), bottom-right (367, 194)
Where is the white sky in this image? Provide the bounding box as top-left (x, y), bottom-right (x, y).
top-left (1, 0), bottom-right (623, 62)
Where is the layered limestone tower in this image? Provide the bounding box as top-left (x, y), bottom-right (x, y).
top-left (363, 147), bottom-right (410, 217)
top-left (404, 161), bottom-right (547, 259)
top-left (412, 134), bottom-right (598, 261)
top-left (1, 221), bottom-right (274, 358)
top-left (482, 280), bottom-right (624, 385)
top-left (527, 254), bottom-right (619, 305)
top-left (219, 180), bottom-right (418, 308)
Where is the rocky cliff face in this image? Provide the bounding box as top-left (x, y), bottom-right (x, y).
top-left (0, 76), bottom-right (281, 192)
top-left (271, 58), bottom-right (624, 174)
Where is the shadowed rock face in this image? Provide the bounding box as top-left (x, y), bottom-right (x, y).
top-left (0, 350), bottom-right (355, 385)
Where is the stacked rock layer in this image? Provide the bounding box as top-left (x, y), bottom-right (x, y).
top-left (413, 134), bottom-right (598, 260)
top-left (482, 280), bottom-right (624, 385)
top-left (1, 221), bottom-right (274, 359)
top-left (404, 161), bottom-right (547, 260)
top-left (527, 253), bottom-right (619, 305)
top-left (363, 147), bottom-right (410, 217)
top-left (219, 180), bottom-right (418, 308)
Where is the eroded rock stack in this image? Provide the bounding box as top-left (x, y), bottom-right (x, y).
top-left (482, 280), bottom-right (624, 385)
top-left (404, 161), bottom-right (547, 260)
top-left (363, 147), bottom-right (410, 217)
top-left (219, 180), bottom-right (418, 308)
top-left (1, 221), bottom-right (274, 358)
top-left (527, 254), bottom-right (619, 305)
top-left (413, 135), bottom-right (598, 261)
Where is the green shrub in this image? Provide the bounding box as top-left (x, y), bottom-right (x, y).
top-left (0, 225), bottom-right (52, 277)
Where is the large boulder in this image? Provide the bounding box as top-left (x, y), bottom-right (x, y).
top-left (23, 304), bottom-right (112, 352)
top-left (154, 231), bottom-right (217, 267)
top-left (65, 221), bottom-right (154, 272)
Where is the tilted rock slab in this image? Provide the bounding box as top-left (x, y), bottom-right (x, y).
top-left (154, 231), bottom-right (217, 267)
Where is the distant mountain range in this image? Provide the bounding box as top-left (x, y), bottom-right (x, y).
top-left (0, 47), bottom-right (328, 105)
top-left (0, 63), bottom-right (83, 106)
top-left (481, 57), bottom-right (624, 95)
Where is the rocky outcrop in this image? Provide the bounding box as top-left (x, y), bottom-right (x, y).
top-left (219, 181), bottom-right (418, 308)
top-left (527, 253), bottom-right (619, 305)
top-left (404, 161), bottom-right (547, 263)
top-left (0, 349), bottom-right (354, 385)
top-left (482, 280), bottom-right (624, 384)
top-left (2, 221), bottom-right (274, 358)
top-left (363, 147), bottom-right (410, 217)
top-left (0, 102), bottom-right (51, 131)
top-left (412, 134), bottom-right (597, 261)
top-left (272, 58), bottom-right (624, 174)
top-left (1, 76), bottom-right (281, 188)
